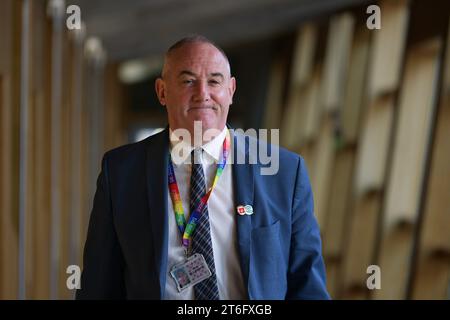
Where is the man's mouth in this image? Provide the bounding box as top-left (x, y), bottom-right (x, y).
top-left (188, 106), bottom-right (218, 111)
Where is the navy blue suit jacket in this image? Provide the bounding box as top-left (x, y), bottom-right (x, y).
top-left (76, 128), bottom-right (330, 299)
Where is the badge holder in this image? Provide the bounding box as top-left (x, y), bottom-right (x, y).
top-left (170, 253), bottom-right (212, 292)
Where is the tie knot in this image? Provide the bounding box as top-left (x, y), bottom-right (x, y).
top-left (192, 148), bottom-right (203, 165)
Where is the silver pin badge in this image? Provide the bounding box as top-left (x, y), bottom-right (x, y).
top-left (244, 205), bottom-right (253, 215)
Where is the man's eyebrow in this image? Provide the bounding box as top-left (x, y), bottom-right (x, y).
top-left (178, 70), bottom-right (196, 77)
top-left (210, 72), bottom-right (224, 79)
top-left (177, 70), bottom-right (225, 79)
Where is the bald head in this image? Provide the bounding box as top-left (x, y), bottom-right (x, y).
top-left (161, 35), bottom-right (231, 79)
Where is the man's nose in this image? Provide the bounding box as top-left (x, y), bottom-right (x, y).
top-left (193, 81), bottom-right (210, 102)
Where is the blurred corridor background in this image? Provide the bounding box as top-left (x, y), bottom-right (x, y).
top-left (1, 0), bottom-right (449, 299)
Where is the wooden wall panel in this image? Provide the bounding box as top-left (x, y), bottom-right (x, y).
top-left (323, 147), bottom-right (356, 298)
top-left (263, 58), bottom-right (286, 130)
top-left (323, 147), bottom-right (355, 258)
top-left (325, 261), bottom-right (339, 299)
top-left (32, 2), bottom-right (51, 299)
top-left (282, 84), bottom-right (302, 149)
top-left (341, 193), bottom-right (380, 298)
top-left (377, 38), bottom-right (442, 300)
top-left (25, 83), bottom-right (36, 299)
top-left (368, 0), bottom-right (409, 97)
top-left (104, 63), bottom-right (126, 151)
top-left (80, 83), bottom-right (90, 263)
top-left (418, 101), bottom-right (450, 254)
top-left (355, 96), bottom-right (394, 195)
top-left (67, 26), bottom-right (86, 291)
top-left (321, 13), bottom-right (355, 112)
top-left (412, 22), bottom-right (450, 299)
top-left (298, 141), bottom-right (316, 180)
top-left (282, 65), bottom-right (323, 150)
top-left (297, 65), bottom-right (322, 147)
top-left (412, 255), bottom-right (450, 299)
top-left (0, 74), bottom-right (18, 299)
top-left (373, 223), bottom-right (414, 299)
top-left (20, 0), bottom-right (36, 299)
top-left (282, 23), bottom-right (319, 148)
top-left (290, 23), bottom-right (317, 88)
top-left (342, 26), bottom-right (371, 144)
top-left (310, 118), bottom-right (335, 228)
top-left (59, 32), bottom-right (75, 300)
top-left (384, 38), bottom-right (441, 229)
top-left (0, 0), bottom-right (20, 299)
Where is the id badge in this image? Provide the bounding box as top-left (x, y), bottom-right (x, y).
top-left (170, 253), bottom-right (212, 292)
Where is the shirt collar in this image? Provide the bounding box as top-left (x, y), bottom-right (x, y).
top-left (169, 126), bottom-right (228, 164)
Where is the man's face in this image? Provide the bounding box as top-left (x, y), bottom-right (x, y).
top-left (155, 42), bottom-right (236, 138)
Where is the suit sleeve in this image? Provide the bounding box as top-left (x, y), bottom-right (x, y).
top-left (76, 154), bottom-right (126, 299)
top-left (286, 156), bottom-right (331, 299)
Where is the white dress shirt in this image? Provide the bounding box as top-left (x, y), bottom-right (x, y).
top-left (164, 126), bottom-right (246, 300)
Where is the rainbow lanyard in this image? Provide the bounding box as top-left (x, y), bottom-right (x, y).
top-left (168, 131), bottom-right (231, 254)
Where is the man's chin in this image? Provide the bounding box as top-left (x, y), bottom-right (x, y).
top-left (189, 114), bottom-right (217, 128)
top-left (190, 117), bottom-right (224, 134)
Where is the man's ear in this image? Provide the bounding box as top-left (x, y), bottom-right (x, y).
top-left (155, 77), bottom-right (166, 106)
top-left (229, 76), bottom-right (236, 104)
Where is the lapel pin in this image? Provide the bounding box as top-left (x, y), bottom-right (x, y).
top-left (237, 205), bottom-right (253, 215)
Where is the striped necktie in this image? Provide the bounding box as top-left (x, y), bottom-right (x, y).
top-left (190, 148), bottom-right (220, 300)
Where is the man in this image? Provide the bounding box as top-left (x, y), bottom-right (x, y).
top-left (76, 35), bottom-right (330, 300)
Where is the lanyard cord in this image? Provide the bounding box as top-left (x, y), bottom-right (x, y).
top-left (168, 132), bottom-right (230, 252)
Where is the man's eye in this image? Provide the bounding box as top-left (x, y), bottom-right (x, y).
top-left (209, 80), bottom-right (220, 85)
top-left (183, 79), bottom-right (194, 84)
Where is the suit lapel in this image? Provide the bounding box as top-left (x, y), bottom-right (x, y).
top-left (145, 128), bottom-right (169, 299)
top-left (231, 131), bottom-right (254, 298)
